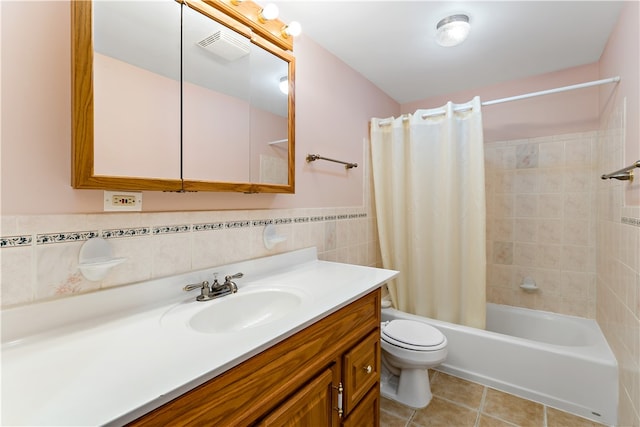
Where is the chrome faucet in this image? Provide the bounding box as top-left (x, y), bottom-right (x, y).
top-left (183, 272), bottom-right (242, 301)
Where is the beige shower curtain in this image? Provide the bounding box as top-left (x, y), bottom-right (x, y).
top-left (371, 97), bottom-right (486, 329)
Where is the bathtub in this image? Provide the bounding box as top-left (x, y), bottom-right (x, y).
top-left (382, 303), bottom-right (618, 426)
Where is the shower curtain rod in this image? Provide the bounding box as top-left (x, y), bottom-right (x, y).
top-left (419, 76), bottom-right (621, 119)
top-left (377, 76), bottom-right (620, 125)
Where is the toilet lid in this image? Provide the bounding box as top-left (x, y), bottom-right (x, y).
top-left (381, 319), bottom-right (446, 350)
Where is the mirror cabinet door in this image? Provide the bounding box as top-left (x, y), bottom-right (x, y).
top-left (182, 5), bottom-right (252, 183)
top-left (248, 40), bottom-right (290, 185)
top-left (72, 0), bottom-right (294, 193)
top-left (93, 1), bottom-right (182, 180)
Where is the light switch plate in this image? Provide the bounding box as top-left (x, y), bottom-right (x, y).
top-left (104, 191), bottom-right (142, 212)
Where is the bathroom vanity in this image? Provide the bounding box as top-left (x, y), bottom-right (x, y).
top-left (130, 289), bottom-right (381, 426)
top-left (1, 248), bottom-right (397, 426)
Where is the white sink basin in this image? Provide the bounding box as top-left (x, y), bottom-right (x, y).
top-left (161, 288), bottom-right (305, 334)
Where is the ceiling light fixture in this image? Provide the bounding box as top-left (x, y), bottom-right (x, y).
top-left (436, 14), bottom-right (470, 47)
top-left (258, 3), bottom-right (279, 22)
top-left (281, 21), bottom-right (302, 38)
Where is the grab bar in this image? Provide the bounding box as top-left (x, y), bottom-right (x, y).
top-left (306, 154), bottom-right (358, 169)
top-left (601, 160), bottom-right (640, 181)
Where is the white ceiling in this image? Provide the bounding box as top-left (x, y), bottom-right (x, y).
top-left (274, 1), bottom-right (625, 104)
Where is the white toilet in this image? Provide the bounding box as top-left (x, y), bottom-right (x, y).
top-left (380, 319), bottom-right (448, 408)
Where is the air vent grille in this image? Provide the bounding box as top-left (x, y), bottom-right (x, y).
top-left (197, 29), bottom-right (250, 61)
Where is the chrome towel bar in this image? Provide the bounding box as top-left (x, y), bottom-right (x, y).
top-left (601, 160), bottom-right (640, 181)
top-left (306, 154), bottom-right (358, 169)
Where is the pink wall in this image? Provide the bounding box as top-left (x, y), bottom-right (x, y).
top-left (182, 80), bottom-right (251, 182)
top-left (3, 1), bottom-right (633, 214)
top-left (598, 1), bottom-right (639, 206)
top-left (401, 63), bottom-right (602, 143)
top-left (94, 53), bottom-right (181, 179)
top-left (0, 1), bottom-right (399, 215)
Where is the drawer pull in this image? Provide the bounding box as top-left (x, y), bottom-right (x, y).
top-left (364, 365), bottom-right (372, 374)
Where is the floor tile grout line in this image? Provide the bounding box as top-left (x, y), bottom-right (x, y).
top-left (405, 408), bottom-right (417, 427)
top-left (474, 386), bottom-right (488, 427)
top-left (432, 394), bottom-right (485, 413)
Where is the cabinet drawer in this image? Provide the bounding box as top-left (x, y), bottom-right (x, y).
top-left (343, 330), bottom-right (380, 415)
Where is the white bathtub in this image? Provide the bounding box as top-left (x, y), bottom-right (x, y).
top-left (382, 303), bottom-right (618, 426)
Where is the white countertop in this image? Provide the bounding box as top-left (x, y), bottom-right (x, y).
top-left (1, 248), bottom-right (398, 426)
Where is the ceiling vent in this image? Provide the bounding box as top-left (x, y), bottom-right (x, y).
top-left (197, 29), bottom-right (250, 61)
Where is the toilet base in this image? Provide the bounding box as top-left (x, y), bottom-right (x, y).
top-left (380, 363), bottom-right (433, 409)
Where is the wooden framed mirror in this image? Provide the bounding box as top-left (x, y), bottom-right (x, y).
top-left (71, 0), bottom-right (295, 193)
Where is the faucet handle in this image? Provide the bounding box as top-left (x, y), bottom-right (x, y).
top-left (223, 272), bottom-right (243, 293)
top-left (224, 272), bottom-right (244, 281)
top-left (184, 281), bottom-right (208, 292)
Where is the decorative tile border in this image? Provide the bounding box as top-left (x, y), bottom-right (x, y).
top-left (36, 231), bottom-right (99, 245)
top-left (622, 217), bottom-right (640, 227)
top-left (153, 225), bottom-right (191, 235)
top-left (0, 213), bottom-right (368, 249)
top-left (226, 220), bottom-right (251, 229)
top-left (274, 218), bottom-right (292, 225)
top-left (0, 235), bottom-right (33, 248)
top-left (102, 227), bottom-right (151, 239)
top-left (192, 222), bottom-right (225, 232)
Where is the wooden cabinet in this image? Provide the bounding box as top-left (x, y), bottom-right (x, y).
top-left (258, 365), bottom-right (338, 426)
top-left (128, 289), bottom-right (381, 427)
top-left (343, 331), bottom-right (380, 416)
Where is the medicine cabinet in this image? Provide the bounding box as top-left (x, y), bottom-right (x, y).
top-left (71, 0), bottom-right (295, 193)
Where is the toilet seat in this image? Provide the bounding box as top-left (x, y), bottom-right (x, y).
top-left (381, 319), bottom-right (446, 351)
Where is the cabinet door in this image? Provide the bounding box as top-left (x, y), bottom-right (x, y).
top-left (259, 365), bottom-right (339, 426)
top-left (342, 385), bottom-right (380, 427)
top-left (343, 331), bottom-right (380, 414)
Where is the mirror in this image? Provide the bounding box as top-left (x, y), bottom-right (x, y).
top-left (71, 0), bottom-right (295, 193)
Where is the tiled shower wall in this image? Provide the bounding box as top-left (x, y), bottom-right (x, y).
top-left (485, 131), bottom-right (598, 318)
top-left (595, 100), bottom-right (640, 427)
top-left (0, 207), bottom-right (380, 308)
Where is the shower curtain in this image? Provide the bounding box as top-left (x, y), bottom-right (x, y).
top-left (370, 97), bottom-right (486, 329)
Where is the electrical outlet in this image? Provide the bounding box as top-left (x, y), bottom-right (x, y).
top-left (104, 191), bottom-right (142, 212)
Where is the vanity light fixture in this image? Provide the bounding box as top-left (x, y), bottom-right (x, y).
top-left (281, 21), bottom-right (302, 38)
top-left (436, 14), bottom-right (470, 47)
top-left (279, 76), bottom-right (288, 94)
top-left (258, 3), bottom-right (279, 22)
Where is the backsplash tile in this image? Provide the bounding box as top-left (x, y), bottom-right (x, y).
top-left (0, 208), bottom-right (379, 308)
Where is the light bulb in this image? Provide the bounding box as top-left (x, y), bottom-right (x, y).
top-left (259, 3), bottom-right (279, 22)
top-left (282, 21), bottom-right (302, 38)
top-left (279, 76), bottom-right (288, 95)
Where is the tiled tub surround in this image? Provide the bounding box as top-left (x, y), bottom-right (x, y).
top-left (485, 131), bottom-right (599, 318)
top-left (1, 208), bottom-right (379, 308)
top-left (596, 100), bottom-right (640, 427)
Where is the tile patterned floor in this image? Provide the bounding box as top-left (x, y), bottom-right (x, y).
top-left (380, 371), bottom-right (607, 427)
